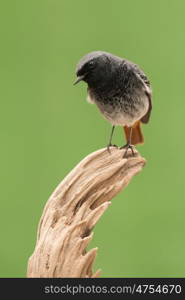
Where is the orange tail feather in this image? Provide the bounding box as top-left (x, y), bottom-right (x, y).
top-left (123, 120), bottom-right (144, 145)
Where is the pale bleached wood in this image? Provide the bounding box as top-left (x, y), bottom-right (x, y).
top-left (27, 147), bottom-right (146, 278)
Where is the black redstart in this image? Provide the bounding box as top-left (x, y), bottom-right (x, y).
top-left (74, 51), bottom-right (152, 156)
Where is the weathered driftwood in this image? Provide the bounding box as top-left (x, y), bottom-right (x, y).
top-left (27, 147), bottom-right (146, 278)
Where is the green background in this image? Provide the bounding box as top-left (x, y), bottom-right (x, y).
top-left (0, 0), bottom-right (185, 277)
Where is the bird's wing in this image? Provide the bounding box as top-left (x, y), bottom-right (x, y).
top-left (133, 64), bottom-right (152, 124)
top-left (141, 90), bottom-right (152, 123)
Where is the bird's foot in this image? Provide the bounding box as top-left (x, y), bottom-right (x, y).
top-left (120, 143), bottom-right (135, 158)
top-left (107, 143), bottom-right (118, 154)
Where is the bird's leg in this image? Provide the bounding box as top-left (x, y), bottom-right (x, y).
top-left (120, 127), bottom-right (135, 157)
top-left (107, 125), bottom-right (117, 153)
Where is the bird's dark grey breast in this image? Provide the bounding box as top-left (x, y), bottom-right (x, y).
top-left (88, 61), bottom-right (150, 126)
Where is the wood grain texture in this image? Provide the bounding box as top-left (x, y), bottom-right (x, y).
top-left (27, 147), bottom-right (146, 278)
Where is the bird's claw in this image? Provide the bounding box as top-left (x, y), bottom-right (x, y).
top-left (120, 143), bottom-right (135, 158)
top-left (107, 143), bottom-right (118, 154)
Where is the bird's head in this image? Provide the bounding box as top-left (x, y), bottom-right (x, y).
top-left (74, 51), bottom-right (121, 88)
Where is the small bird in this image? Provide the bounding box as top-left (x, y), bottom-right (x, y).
top-left (74, 51), bottom-right (152, 156)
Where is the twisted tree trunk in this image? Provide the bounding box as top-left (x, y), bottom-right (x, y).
top-left (27, 147), bottom-right (146, 278)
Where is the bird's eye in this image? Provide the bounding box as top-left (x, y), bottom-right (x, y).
top-left (89, 61), bottom-right (94, 67)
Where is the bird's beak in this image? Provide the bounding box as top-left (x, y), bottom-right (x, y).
top-left (73, 75), bottom-right (85, 85)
